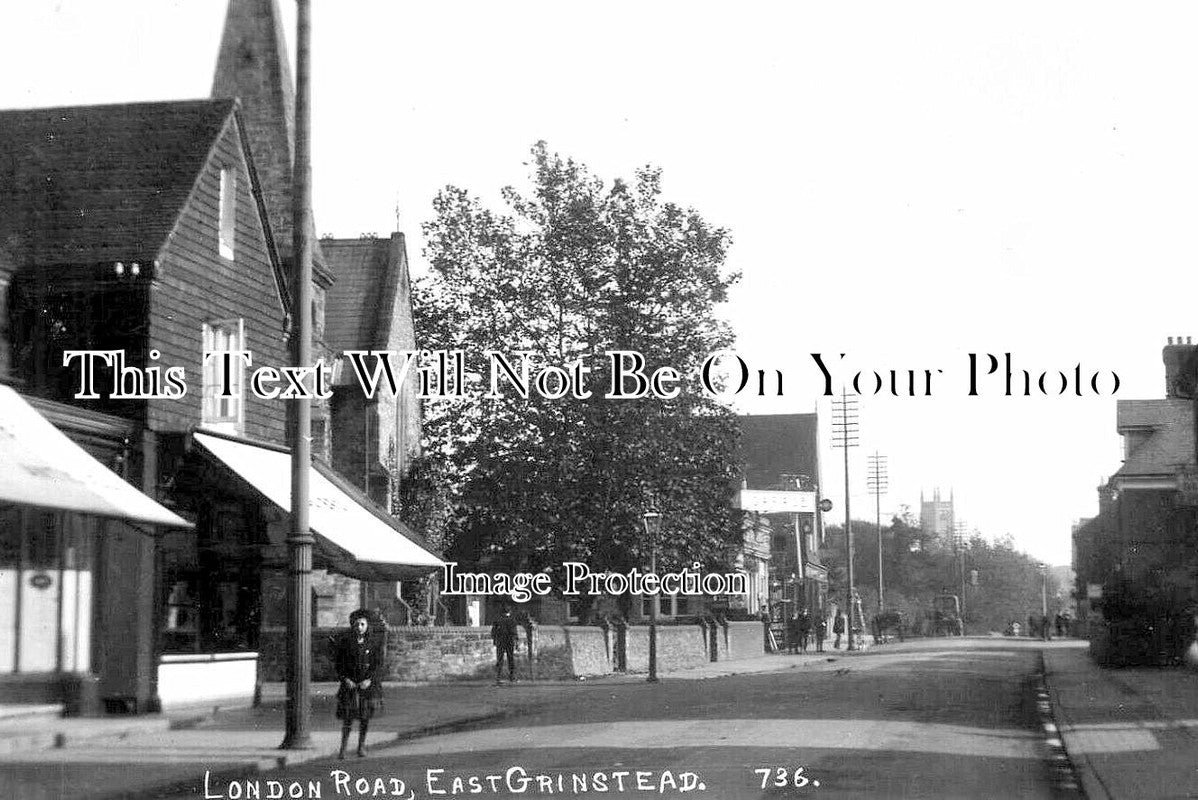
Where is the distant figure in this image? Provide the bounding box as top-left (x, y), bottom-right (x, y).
top-left (1054, 613), bottom-right (1065, 638)
top-left (1028, 615), bottom-right (1037, 639)
top-left (833, 609), bottom-right (846, 649)
top-left (1041, 614), bottom-right (1051, 642)
top-left (797, 609), bottom-right (812, 653)
top-left (815, 613), bottom-right (827, 653)
top-left (491, 607), bottom-right (519, 684)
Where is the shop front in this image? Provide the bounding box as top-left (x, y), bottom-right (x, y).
top-left (0, 385), bottom-right (191, 713)
top-left (154, 430), bottom-right (443, 711)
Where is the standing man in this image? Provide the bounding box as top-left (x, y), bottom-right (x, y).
top-left (491, 606), bottom-right (519, 684)
top-left (797, 608), bottom-right (812, 653)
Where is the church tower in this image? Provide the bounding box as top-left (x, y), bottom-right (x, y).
top-left (212, 0), bottom-right (326, 275)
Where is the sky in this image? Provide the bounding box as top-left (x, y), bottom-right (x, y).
top-left (3, 1), bottom-right (1197, 566)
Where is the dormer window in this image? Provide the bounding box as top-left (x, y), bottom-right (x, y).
top-left (219, 167), bottom-right (236, 260)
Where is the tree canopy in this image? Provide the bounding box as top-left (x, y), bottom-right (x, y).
top-left (413, 142), bottom-right (743, 583)
top-left (821, 516), bottom-right (1069, 634)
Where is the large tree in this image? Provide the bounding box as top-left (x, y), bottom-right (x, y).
top-left (413, 142), bottom-right (742, 582)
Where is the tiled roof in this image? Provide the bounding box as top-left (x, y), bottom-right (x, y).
top-left (0, 99), bottom-right (235, 267)
top-left (1115, 398), bottom-right (1194, 477)
top-left (321, 235), bottom-right (402, 352)
top-left (738, 413), bottom-right (820, 490)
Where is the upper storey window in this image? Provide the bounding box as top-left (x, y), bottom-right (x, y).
top-left (219, 167), bottom-right (236, 260)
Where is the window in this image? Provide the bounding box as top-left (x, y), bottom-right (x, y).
top-left (312, 283), bottom-right (326, 341)
top-left (639, 594), bottom-right (690, 618)
top-left (218, 167), bottom-right (236, 260)
top-left (202, 319), bottom-right (245, 433)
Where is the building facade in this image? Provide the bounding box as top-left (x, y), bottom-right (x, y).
top-left (736, 413), bottom-right (828, 620)
top-left (1077, 338), bottom-right (1198, 664)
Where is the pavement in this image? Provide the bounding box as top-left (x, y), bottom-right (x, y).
top-left (1043, 639), bottom-right (1198, 799)
top-left (0, 647), bottom-right (859, 800)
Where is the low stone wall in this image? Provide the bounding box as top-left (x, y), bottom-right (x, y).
top-left (532, 625), bottom-right (612, 678)
top-left (623, 624), bottom-right (709, 673)
top-left (724, 620), bottom-right (766, 659)
top-left (257, 619), bottom-right (767, 683)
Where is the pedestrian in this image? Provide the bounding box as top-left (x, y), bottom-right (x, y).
top-left (833, 608), bottom-right (846, 649)
top-left (798, 609), bottom-right (812, 653)
top-left (491, 606), bottom-right (519, 684)
top-left (334, 608), bottom-right (382, 759)
top-left (1041, 614), bottom-right (1051, 642)
top-left (815, 612), bottom-right (827, 653)
top-left (1028, 614), bottom-right (1036, 639)
top-left (1054, 612), bottom-right (1065, 638)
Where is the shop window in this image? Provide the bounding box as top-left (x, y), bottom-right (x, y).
top-left (0, 504), bottom-right (20, 567)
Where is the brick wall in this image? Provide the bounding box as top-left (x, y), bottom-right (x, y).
top-left (257, 620), bottom-right (767, 683)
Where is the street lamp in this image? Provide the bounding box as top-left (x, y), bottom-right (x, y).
top-left (643, 510), bottom-right (662, 683)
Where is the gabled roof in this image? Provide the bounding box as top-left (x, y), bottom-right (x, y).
top-left (1114, 398), bottom-right (1194, 478)
top-left (0, 99), bottom-right (236, 267)
top-left (321, 233), bottom-right (409, 352)
top-left (738, 413), bottom-right (820, 490)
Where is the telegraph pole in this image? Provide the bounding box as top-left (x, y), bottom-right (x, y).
top-left (282, 0), bottom-right (314, 750)
top-left (954, 522), bottom-right (968, 636)
top-left (831, 389), bottom-right (859, 650)
top-left (867, 453), bottom-right (888, 613)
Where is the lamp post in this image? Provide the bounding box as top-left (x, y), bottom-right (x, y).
top-left (643, 511), bottom-right (662, 683)
top-left (282, 0), bottom-right (314, 751)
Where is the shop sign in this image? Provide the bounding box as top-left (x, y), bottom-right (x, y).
top-left (736, 489), bottom-right (816, 513)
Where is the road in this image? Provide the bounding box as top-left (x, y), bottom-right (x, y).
top-left (178, 638), bottom-right (1070, 800)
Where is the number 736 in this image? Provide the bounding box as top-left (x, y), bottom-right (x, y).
top-left (755, 767), bottom-right (815, 789)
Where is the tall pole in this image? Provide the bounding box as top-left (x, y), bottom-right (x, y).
top-left (867, 453), bottom-right (887, 613)
top-left (282, 0), bottom-right (314, 750)
top-left (960, 537), bottom-right (966, 635)
top-left (644, 511), bottom-right (661, 683)
top-left (831, 389), bottom-right (859, 650)
top-left (954, 523), bottom-right (967, 636)
top-left (1040, 564), bottom-right (1049, 640)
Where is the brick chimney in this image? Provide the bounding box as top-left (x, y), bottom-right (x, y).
top-left (1162, 336), bottom-right (1198, 398)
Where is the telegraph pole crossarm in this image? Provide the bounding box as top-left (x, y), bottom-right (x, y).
top-left (867, 452), bottom-right (888, 615)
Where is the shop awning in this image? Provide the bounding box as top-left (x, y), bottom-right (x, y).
top-left (193, 431), bottom-right (444, 580)
top-left (0, 385), bottom-right (191, 528)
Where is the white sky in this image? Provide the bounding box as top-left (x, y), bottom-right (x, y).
top-left (4, 1), bottom-right (1196, 566)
